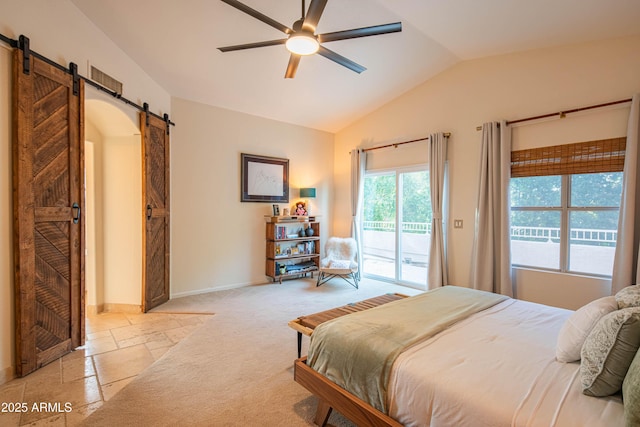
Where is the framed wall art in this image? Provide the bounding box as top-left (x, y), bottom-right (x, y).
top-left (240, 153), bottom-right (289, 203)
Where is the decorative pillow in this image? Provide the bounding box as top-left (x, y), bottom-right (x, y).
top-left (616, 285), bottom-right (640, 309)
top-left (556, 296), bottom-right (618, 362)
top-left (580, 307), bottom-right (640, 397)
top-left (328, 259), bottom-right (351, 269)
top-left (622, 349), bottom-right (640, 427)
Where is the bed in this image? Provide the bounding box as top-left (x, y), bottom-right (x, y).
top-left (294, 286), bottom-right (639, 426)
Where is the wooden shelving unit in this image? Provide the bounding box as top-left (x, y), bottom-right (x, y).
top-left (265, 216), bottom-right (320, 283)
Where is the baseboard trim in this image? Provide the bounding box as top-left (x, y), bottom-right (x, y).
top-left (102, 303), bottom-right (142, 314)
top-left (0, 365), bottom-right (15, 386)
top-left (170, 279), bottom-right (269, 299)
top-left (86, 304), bottom-right (104, 316)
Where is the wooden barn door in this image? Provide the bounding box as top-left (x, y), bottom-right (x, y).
top-left (12, 48), bottom-right (85, 376)
top-left (140, 111), bottom-right (170, 311)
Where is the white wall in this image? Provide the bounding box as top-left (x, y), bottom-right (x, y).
top-left (170, 97), bottom-right (334, 296)
top-left (85, 139), bottom-right (99, 309)
top-left (101, 135), bottom-right (142, 305)
top-left (0, 0), bottom-right (170, 381)
top-left (85, 117), bottom-right (142, 311)
top-left (334, 35), bottom-right (640, 310)
top-left (0, 0), bottom-right (170, 115)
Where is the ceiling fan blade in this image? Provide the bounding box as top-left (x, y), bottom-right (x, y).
top-left (220, 0), bottom-right (292, 34)
top-left (317, 46), bottom-right (366, 74)
top-left (302, 0), bottom-right (328, 33)
top-left (218, 39), bottom-right (287, 52)
top-left (318, 22), bottom-right (402, 43)
top-left (284, 54), bottom-right (301, 79)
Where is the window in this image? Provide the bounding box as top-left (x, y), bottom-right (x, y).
top-left (510, 137), bottom-right (624, 276)
top-left (511, 173), bottom-right (622, 275)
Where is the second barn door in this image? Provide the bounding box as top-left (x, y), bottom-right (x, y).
top-left (140, 111), bottom-right (170, 311)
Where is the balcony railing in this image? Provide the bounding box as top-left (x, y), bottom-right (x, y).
top-left (362, 222), bottom-right (618, 279)
top-left (363, 221), bottom-right (617, 245)
top-left (510, 226), bottom-right (617, 245)
top-left (363, 221), bottom-right (431, 234)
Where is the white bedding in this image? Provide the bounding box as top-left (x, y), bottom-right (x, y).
top-left (387, 299), bottom-right (624, 427)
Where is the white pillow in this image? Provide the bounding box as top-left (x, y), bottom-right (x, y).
top-left (556, 296), bottom-right (619, 363)
top-left (328, 259), bottom-right (351, 269)
top-left (615, 285), bottom-right (640, 309)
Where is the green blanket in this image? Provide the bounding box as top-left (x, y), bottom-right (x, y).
top-left (307, 286), bottom-right (508, 413)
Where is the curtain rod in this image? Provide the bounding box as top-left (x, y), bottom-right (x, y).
top-left (0, 32), bottom-right (175, 128)
top-left (362, 132), bottom-right (451, 153)
top-left (475, 98), bottom-right (632, 131)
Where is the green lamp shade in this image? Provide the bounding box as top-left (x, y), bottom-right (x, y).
top-left (300, 188), bottom-right (316, 198)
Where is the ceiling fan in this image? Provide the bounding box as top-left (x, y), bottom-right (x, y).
top-left (217, 0), bottom-right (402, 78)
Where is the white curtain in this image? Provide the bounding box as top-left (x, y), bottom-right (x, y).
top-left (471, 121), bottom-right (514, 296)
top-left (350, 148), bottom-right (366, 277)
top-left (611, 94), bottom-right (640, 294)
top-left (428, 133), bottom-right (448, 289)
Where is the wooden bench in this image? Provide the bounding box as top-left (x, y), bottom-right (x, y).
top-left (288, 293), bottom-right (409, 357)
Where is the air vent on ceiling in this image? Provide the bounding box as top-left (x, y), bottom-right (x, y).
top-left (90, 65), bottom-right (123, 95)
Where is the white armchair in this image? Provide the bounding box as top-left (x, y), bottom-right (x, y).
top-left (317, 237), bottom-right (359, 288)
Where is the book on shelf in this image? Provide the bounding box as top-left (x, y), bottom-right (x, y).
top-left (286, 261), bottom-right (316, 272)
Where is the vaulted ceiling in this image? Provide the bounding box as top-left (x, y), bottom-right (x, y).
top-left (71, 0), bottom-right (640, 133)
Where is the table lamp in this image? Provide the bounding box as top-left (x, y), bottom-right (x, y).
top-left (299, 188), bottom-right (316, 215)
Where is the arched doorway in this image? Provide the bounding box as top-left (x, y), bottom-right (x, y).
top-left (85, 98), bottom-right (142, 314)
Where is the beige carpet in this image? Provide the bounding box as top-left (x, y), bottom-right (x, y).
top-left (82, 277), bottom-right (422, 426)
top-left (149, 294), bottom-right (217, 315)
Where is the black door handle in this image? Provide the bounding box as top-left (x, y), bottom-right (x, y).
top-left (72, 203), bottom-right (80, 224)
top-left (146, 204), bottom-right (152, 220)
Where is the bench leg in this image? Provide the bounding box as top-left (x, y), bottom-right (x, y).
top-left (297, 331), bottom-right (302, 358)
top-left (314, 399), bottom-right (333, 426)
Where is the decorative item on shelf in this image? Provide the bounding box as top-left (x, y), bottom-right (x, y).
top-left (272, 204), bottom-right (280, 216)
top-left (279, 265), bottom-right (287, 275)
top-left (298, 227), bottom-right (305, 237)
top-left (305, 225), bottom-right (314, 236)
top-left (293, 201), bottom-right (307, 216)
top-left (282, 207), bottom-right (290, 216)
top-left (299, 187), bottom-right (316, 215)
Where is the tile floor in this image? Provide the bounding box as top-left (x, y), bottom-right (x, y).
top-left (0, 311), bottom-right (212, 426)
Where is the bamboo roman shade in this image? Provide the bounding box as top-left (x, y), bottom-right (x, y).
top-left (511, 137), bottom-right (626, 177)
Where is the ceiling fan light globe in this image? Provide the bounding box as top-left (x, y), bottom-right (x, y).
top-left (286, 34), bottom-right (319, 55)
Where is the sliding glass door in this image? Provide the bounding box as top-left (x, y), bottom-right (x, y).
top-left (362, 172), bottom-right (397, 280)
top-left (362, 167), bottom-right (430, 287)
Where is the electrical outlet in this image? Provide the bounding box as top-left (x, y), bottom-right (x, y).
top-left (453, 219), bottom-right (463, 229)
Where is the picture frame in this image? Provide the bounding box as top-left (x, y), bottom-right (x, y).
top-left (241, 153), bottom-right (289, 203)
top-left (272, 204), bottom-right (280, 216)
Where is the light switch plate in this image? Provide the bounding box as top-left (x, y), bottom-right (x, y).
top-left (454, 219), bottom-right (463, 229)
